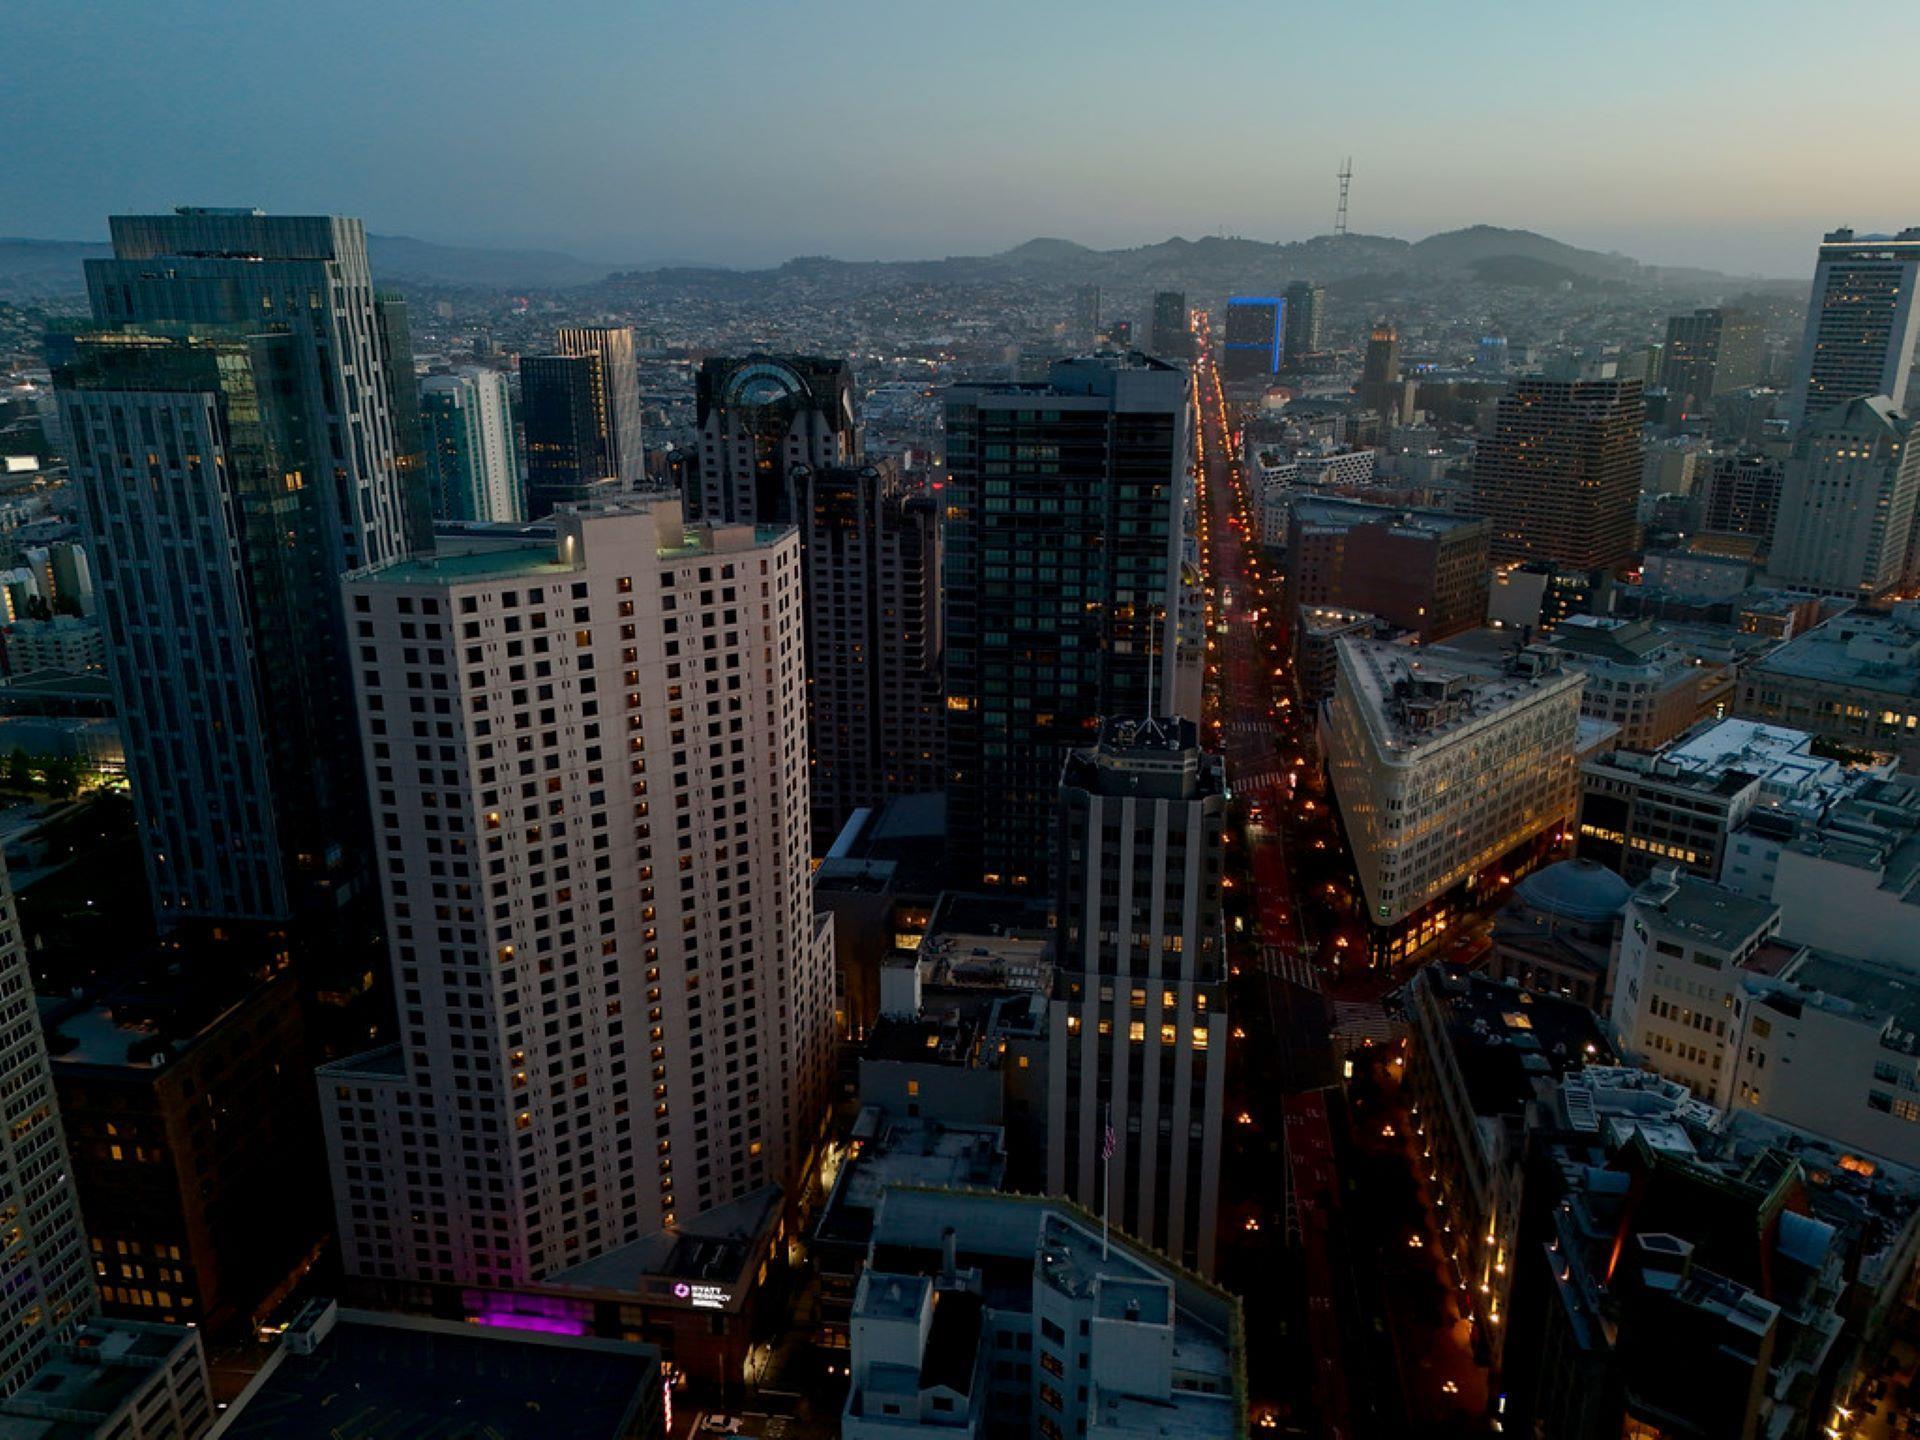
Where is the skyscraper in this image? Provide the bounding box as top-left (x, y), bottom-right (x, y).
top-left (1787, 227), bottom-right (1920, 428)
top-left (56, 208), bottom-right (415, 928)
top-left (790, 462), bottom-right (945, 849)
top-left (521, 353), bottom-right (620, 517)
top-left (1699, 446), bottom-right (1787, 544)
top-left (1468, 377), bottom-right (1645, 571)
top-left (421, 369), bottom-right (523, 522)
top-left (691, 355), bottom-right (857, 526)
top-left (1150, 290), bottom-right (1190, 359)
top-left (1659, 307), bottom-right (1764, 408)
top-left (554, 326), bottom-right (645, 487)
top-left (1356, 319), bottom-right (1408, 420)
top-left (1765, 396), bottom-right (1920, 599)
top-left (0, 858), bottom-right (95, 1394)
top-left (943, 352), bottom-right (1192, 891)
top-left (320, 496), bottom-right (835, 1290)
top-left (1222, 297), bottom-right (1283, 382)
top-left (1050, 717), bottom-right (1227, 1275)
top-left (1283, 279), bottom-right (1325, 367)
top-left (1072, 284), bottom-right (1102, 347)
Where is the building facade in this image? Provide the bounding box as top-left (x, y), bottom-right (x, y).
top-left (1469, 377), bottom-right (1645, 571)
top-left (1699, 446), bottom-right (1786, 546)
top-left (522, 353), bottom-right (622, 517)
top-left (554, 327), bottom-right (645, 488)
top-left (1283, 280), bottom-right (1325, 367)
top-left (0, 858), bottom-right (95, 1395)
top-left (692, 355), bottom-right (858, 526)
top-left (421, 368), bottom-right (522, 523)
top-left (57, 209), bottom-right (415, 931)
top-left (1786, 227), bottom-right (1920, 428)
top-left (1222, 297), bottom-right (1283, 383)
top-left (1327, 639), bottom-right (1583, 960)
top-left (943, 353), bottom-right (1192, 892)
top-left (320, 497), bottom-right (836, 1289)
top-left (1148, 290), bottom-right (1189, 360)
top-left (791, 462), bottom-right (945, 849)
top-left (1049, 718), bottom-right (1227, 1276)
top-left (1283, 496), bottom-right (1489, 641)
top-left (1734, 603), bottom-right (1920, 769)
top-left (1765, 395), bottom-right (1920, 600)
top-left (1659, 307), bottom-right (1763, 407)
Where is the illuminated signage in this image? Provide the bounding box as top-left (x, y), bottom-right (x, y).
top-left (670, 1281), bottom-right (732, 1310)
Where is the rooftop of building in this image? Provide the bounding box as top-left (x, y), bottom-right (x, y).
top-left (208, 1302), bottom-right (658, 1440)
top-left (538, 1184), bottom-right (781, 1306)
top-left (1513, 858), bottom-right (1634, 925)
top-left (865, 1189), bottom-right (1239, 1412)
top-left (41, 939), bottom-right (292, 1073)
top-left (818, 1111), bottom-right (1008, 1251)
top-left (0, 1320), bottom-right (198, 1440)
top-left (1748, 948), bottom-right (1920, 1056)
top-left (1297, 606), bottom-right (1378, 639)
top-left (1746, 604), bottom-right (1920, 699)
top-left (1414, 967), bottom-right (1614, 1118)
top-left (818, 791), bottom-right (949, 896)
top-left (351, 496), bottom-right (784, 588)
top-left (1062, 716), bottom-right (1224, 801)
top-left (1338, 636), bottom-right (1580, 753)
top-left (1628, 870), bottom-right (1778, 950)
top-left (1288, 493), bottom-right (1487, 536)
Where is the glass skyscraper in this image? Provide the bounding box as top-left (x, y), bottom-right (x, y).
top-left (943, 352), bottom-right (1191, 891)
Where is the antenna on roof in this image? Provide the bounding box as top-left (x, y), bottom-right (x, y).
top-left (1335, 158), bottom-right (1353, 238)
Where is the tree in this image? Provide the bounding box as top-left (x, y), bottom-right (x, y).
top-left (43, 756), bottom-right (78, 800)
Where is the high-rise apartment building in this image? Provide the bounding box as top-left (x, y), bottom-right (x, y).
top-left (1222, 297), bottom-right (1283, 382)
top-left (691, 355), bottom-right (858, 526)
top-left (554, 326), bottom-right (645, 488)
top-left (1699, 446), bottom-right (1787, 544)
top-left (1327, 639), bottom-right (1583, 962)
top-left (1283, 280), bottom-right (1325, 366)
top-left (791, 462), bottom-right (945, 848)
top-left (1786, 227), bottom-right (1920, 428)
top-left (56, 208), bottom-right (415, 928)
top-left (1659, 307), bottom-right (1764, 407)
top-left (421, 369), bottom-right (522, 523)
top-left (1765, 395), bottom-right (1919, 599)
top-left (0, 859), bottom-right (95, 1394)
top-left (521, 354), bottom-right (619, 517)
top-left (1049, 718), bottom-right (1227, 1275)
top-left (320, 497), bottom-right (835, 1289)
top-left (943, 352), bottom-right (1192, 891)
top-left (1149, 289), bottom-right (1190, 359)
top-left (1468, 376), bottom-right (1645, 571)
top-left (1356, 320), bottom-right (1410, 422)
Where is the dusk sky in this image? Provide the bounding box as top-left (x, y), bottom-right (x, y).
top-left (8, 0), bottom-right (1916, 276)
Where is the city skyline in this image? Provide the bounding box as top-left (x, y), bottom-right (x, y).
top-left (6, 1), bottom-right (1917, 275)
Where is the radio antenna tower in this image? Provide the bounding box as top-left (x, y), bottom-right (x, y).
top-left (1334, 158), bottom-right (1353, 237)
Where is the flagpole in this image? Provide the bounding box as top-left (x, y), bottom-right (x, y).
top-left (1102, 1101), bottom-right (1112, 1261)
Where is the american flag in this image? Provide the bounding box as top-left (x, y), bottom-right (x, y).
top-left (1101, 1122), bottom-right (1117, 1160)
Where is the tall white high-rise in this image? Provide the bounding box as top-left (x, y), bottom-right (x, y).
top-left (422, 369), bottom-right (523, 522)
top-left (320, 495), bottom-right (836, 1289)
top-left (1766, 395), bottom-right (1920, 599)
top-left (0, 859), bottom-right (95, 1394)
top-left (1787, 227), bottom-right (1920, 428)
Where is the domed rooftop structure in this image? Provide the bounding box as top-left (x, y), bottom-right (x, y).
top-left (1514, 859), bottom-right (1632, 925)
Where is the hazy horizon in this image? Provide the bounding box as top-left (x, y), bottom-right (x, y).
top-left (8, 0), bottom-right (1916, 279)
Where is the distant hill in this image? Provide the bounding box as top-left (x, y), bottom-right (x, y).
top-left (1410, 225), bottom-right (1637, 280)
top-left (0, 222), bottom-right (1766, 300)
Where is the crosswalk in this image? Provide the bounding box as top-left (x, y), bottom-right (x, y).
top-left (1234, 767), bottom-right (1287, 795)
top-left (1262, 944), bottom-right (1323, 993)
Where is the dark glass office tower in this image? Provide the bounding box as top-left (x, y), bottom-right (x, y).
top-left (1283, 280), bottom-right (1325, 368)
top-left (692, 354), bottom-right (858, 525)
top-left (1150, 290), bottom-right (1190, 360)
top-left (790, 462), bottom-right (945, 850)
top-left (943, 351), bottom-right (1191, 891)
top-left (55, 209), bottom-right (415, 935)
top-left (521, 352), bottom-right (619, 516)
